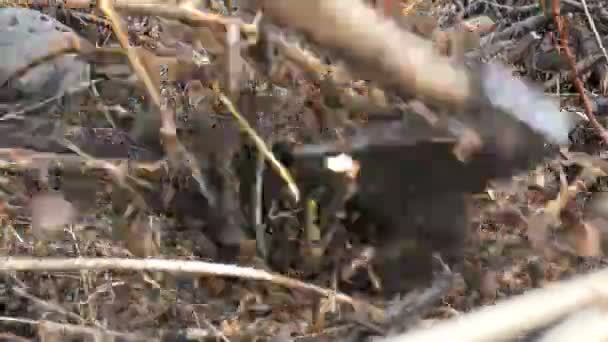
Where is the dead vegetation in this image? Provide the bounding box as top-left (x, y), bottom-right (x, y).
top-left (0, 0), bottom-right (606, 341)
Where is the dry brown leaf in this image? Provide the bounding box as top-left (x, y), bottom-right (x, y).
top-left (125, 214), bottom-right (161, 258)
top-left (185, 79), bottom-right (212, 109)
top-left (574, 222), bottom-right (603, 257)
top-left (493, 205), bottom-right (526, 228)
top-left (201, 276), bottom-right (227, 296)
top-left (29, 192), bottom-right (76, 241)
top-left (526, 212), bottom-right (557, 252)
top-left (479, 270), bottom-right (499, 302)
top-left (529, 166), bottom-right (546, 189)
top-left (452, 126), bottom-right (483, 162)
top-left (562, 151), bottom-right (608, 176)
top-left (397, 14), bottom-right (438, 39)
top-left (270, 326), bottom-right (295, 342)
top-left (220, 318), bottom-right (241, 337)
top-left (397, 14), bottom-right (481, 58)
top-left (586, 192), bottom-right (608, 220)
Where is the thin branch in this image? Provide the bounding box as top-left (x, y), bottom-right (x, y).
top-left (97, 0), bottom-right (161, 108)
top-left (0, 256), bottom-right (384, 320)
top-left (481, 15), bottom-right (547, 45)
top-left (118, 2), bottom-right (256, 35)
top-left (98, 0), bottom-right (219, 206)
top-left (580, 0), bottom-right (608, 72)
top-left (275, 36), bottom-right (390, 112)
top-left (551, 0), bottom-right (608, 144)
top-left (218, 92), bottom-right (300, 202)
top-left (12, 286), bottom-right (91, 326)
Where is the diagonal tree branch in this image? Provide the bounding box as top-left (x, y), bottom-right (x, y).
top-left (261, 0), bottom-right (475, 110)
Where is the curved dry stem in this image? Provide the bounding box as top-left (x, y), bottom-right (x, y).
top-left (218, 92), bottom-right (300, 202)
top-left (97, 0), bottom-right (217, 206)
top-left (97, 0), bottom-right (161, 107)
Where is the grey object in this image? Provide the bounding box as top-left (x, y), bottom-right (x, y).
top-left (0, 7), bottom-right (89, 105)
top-left (591, 95), bottom-right (608, 116)
top-left (0, 7), bottom-right (89, 151)
top-left (481, 62), bottom-right (575, 146)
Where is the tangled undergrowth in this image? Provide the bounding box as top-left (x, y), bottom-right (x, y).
top-left (0, 0), bottom-right (606, 341)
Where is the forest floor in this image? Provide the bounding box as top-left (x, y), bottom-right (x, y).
top-left (0, 0), bottom-right (608, 341)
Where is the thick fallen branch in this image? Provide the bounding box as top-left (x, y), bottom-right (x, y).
top-left (381, 267), bottom-right (608, 342)
top-left (261, 0), bottom-right (474, 110)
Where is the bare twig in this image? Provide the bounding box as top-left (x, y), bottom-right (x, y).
top-left (23, 0), bottom-right (256, 37)
top-left (580, 0), bottom-right (608, 68)
top-left (118, 2), bottom-right (256, 36)
top-left (97, 0), bottom-right (161, 108)
top-left (0, 146), bottom-right (152, 213)
top-left (0, 256), bottom-right (384, 320)
top-left (551, 0), bottom-right (608, 144)
top-left (11, 286), bottom-right (91, 326)
top-left (218, 92), bottom-right (300, 202)
top-left (96, 0), bottom-right (179, 166)
top-left (98, 0), bottom-right (220, 206)
top-left (481, 15), bottom-right (547, 45)
top-left (275, 36), bottom-right (390, 112)
top-left (96, 1), bottom-right (169, 142)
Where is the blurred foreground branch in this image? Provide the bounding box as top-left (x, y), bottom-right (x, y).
top-left (261, 0), bottom-right (474, 110)
top-left (382, 266), bottom-right (608, 342)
